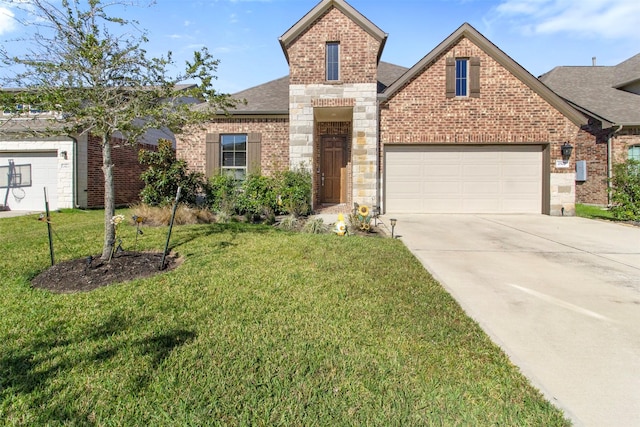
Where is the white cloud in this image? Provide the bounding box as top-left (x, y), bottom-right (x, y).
top-left (0, 6), bottom-right (16, 35)
top-left (495, 0), bottom-right (640, 39)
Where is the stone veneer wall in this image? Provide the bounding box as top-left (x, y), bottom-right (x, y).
top-left (380, 37), bottom-right (581, 215)
top-left (289, 83), bottom-right (378, 208)
top-left (284, 5), bottom-right (382, 208)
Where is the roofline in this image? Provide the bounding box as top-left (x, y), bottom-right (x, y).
top-left (612, 78), bottom-right (640, 89)
top-left (279, 0), bottom-right (388, 65)
top-left (380, 22), bottom-right (587, 127)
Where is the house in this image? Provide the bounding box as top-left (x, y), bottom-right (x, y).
top-left (0, 89), bottom-right (193, 212)
top-left (177, 0), bottom-right (587, 216)
top-left (539, 54), bottom-right (640, 206)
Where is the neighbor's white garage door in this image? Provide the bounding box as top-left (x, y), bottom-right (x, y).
top-left (0, 151), bottom-right (58, 211)
top-left (385, 145), bottom-right (543, 214)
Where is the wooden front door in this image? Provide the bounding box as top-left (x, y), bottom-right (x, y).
top-left (320, 136), bottom-right (346, 204)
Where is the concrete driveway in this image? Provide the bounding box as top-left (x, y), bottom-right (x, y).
top-left (387, 214), bottom-right (640, 427)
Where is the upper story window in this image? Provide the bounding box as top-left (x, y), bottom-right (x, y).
top-left (326, 42), bottom-right (340, 81)
top-left (446, 57), bottom-right (480, 99)
top-left (455, 59), bottom-right (468, 97)
top-left (221, 134), bottom-right (247, 180)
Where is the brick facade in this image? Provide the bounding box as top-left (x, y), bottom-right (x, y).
top-left (86, 135), bottom-right (157, 208)
top-left (286, 7), bottom-right (379, 86)
top-left (284, 5), bottom-right (381, 208)
top-left (177, 118), bottom-right (290, 177)
top-left (573, 124), bottom-right (640, 206)
top-left (380, 37), bottom-right (581, 214)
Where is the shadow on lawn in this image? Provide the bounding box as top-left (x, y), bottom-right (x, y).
top-left (0, 312), bottom-right (196, 424)
top-left (168, 222), bottom-right (274, 253)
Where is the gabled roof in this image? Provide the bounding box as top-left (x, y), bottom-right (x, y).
top-left (380, 23), bottom-right (586, 127)
top-left (613, 53), bottom-right (640, 89)
top-left (279, 0), bottom-right (388, 65)
top-left (207, 62), bottom-right (408, 116)
top-left (540, 55), bottom-right (640, 127)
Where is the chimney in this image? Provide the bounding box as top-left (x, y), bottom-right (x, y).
top-left (592, 56), bottom-right (597, 66)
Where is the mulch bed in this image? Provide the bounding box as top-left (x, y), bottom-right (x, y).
top-left (31, 251), bottom-right (182, 294)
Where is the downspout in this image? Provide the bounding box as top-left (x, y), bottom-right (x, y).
top-left (70, 135), bottom-right (80, 208)
top-left (607, 125), bottom-right (623, 207)
top-left (376, 96), bottom-right (381, 214)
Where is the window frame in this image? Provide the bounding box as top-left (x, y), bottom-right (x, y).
top-left (455, 58), bottom-right (469, 97)
top-left (220, 134), bottom-right (248, 180)
top-left (629, 145), bottom-right (640, 162)
top-left (326, 42), bottom-right (340, 82)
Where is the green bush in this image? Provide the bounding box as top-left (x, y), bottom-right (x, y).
top-left (610, 159), bottom-right (640, 220)
top-left (139, 139), bottom-right (206, 206)
top-left (277, 166), bottom-right (312, 217)
top-left (237, 174), bottom-right (278, 222)
top-left (207, 173), bottom-right (238, 215)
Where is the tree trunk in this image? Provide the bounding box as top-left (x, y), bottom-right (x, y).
top-left (101, 134), bottom-right (116, 260)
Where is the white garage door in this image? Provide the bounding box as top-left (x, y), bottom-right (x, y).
top-left (0, 152), bottom-right (58, 211)
top-left (385, 145), bottom-right (543, 214)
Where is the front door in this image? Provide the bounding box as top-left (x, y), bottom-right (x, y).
top-left (320, 136), bottom-right (346, 204)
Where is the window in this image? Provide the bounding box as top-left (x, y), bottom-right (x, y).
top-left (446, 57), bottom-right (480, 98)
top-left (629, 146), bottom-right (640, 162)
top-left (221, 134), bottom-right (247, 180)
top-left (326, 42), bottom-right (340, 81)
top-left (455, 59), bottom-right (468, 97)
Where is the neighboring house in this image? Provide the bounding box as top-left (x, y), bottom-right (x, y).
top-left (0, 90), bottom-right (193, 212)
top-left (539, 54), bottom-right (640, 206)
top-left (177, 0), bottom-right (586, 215)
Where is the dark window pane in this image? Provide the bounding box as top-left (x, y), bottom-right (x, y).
top-left (326, 43), bottom-right (339, 81)
top-left (455, 59), bottom-right (468, 97)
top-left (236, 152), bottom-right (246, 167)
top-left (222, 152), bottom-right (235, 166)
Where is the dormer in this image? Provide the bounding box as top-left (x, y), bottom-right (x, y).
top-left (279, 0), bottom-right (388, 86)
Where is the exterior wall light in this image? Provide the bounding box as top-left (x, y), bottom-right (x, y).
top-left (390, 218), bottom-right (397, 238)
top-left (561, 142), bottom-right (573, 159)
top-left (60, 150), bottom-right (68, 160)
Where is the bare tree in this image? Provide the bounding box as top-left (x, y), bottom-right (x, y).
top-left (0, 0), bottom-right (236, 259)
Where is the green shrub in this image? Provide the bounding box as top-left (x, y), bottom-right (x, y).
top-left (277, 166), bottom-right (312, 217)
top-left (139, 139), bottom-right (206, 206)
top-left (610, 159), bottom-right (640, 221)
top-left (207, 173), bottom-right (238, 215)
top-left (237, 174), bottom-right (278, 222)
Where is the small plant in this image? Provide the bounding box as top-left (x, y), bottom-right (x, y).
top-left (237, 174), bottom-right (278, 222)
top-left (207, 173), bottom-right (238, 216)
top-left (609, 159), bottom-right (640, 221)
top-left (139, 139), bottom-right (207, 207)
top-left (276, 165), bottom-right (312, 217)
top-left (302, 217), bottom-right (328, 234)
top-left (277, 215), bottom-right (299, 231)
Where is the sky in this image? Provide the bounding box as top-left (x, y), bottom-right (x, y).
top-left (1, 0), bottom-right (639, 94)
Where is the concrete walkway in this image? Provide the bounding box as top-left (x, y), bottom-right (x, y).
top-left (384, 214), bottom-right (640, 427)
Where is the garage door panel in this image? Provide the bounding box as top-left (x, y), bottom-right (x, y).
top-left (0, 152), bottom-right (58, 211)
top-left (385, 145), bottom-right (542, 214)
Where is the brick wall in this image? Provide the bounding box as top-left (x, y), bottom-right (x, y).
top-left (285, 6), bottom-right (380, 85)
top-left (380, 37), bottom-right (580, 161)
top-left (177, 117), bottom-right (290, 176)
top-left (575, 125), bottom-right (640, 205)
top-left (86, 135), bottom-right (157, 208)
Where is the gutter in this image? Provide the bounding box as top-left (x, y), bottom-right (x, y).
top-left (607, 125), bottom-right (624, 206)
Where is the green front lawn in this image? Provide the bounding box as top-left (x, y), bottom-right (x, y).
top-left (0, 210), bottom-right (570, 426)
top-left (576, 203), bottom-right (615, 221)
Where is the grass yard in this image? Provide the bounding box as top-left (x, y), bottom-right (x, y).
top-left (0, 209), bottom-right (570, 426)
top-left (575, 203), bottom-right (615, 221)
